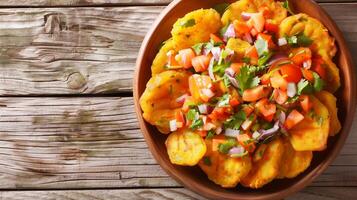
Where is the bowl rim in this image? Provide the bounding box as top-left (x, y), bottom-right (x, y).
top-left (133, 0), bottom-right (357, 199)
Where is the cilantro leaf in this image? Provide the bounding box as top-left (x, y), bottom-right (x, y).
top-left (190, 119), bottom-right (203, 130)
top-left (258, 52), bottom-right (273, 66)
top-left (255, 37), bottom-right (269, 57)
top-left (313, 72), bottom-right (325, 92)
top-left (223, 74), bottom-right (231, 88)
top-left (186, 109), bottom-right (198, 121)
top-left (286, 33), bottom-right (313, 47)
top-left (236, 66), bottom-right (260, 94)
top-left (224, 110), bottom-right (246, 130)
top-left (213, 3), bottom-right (230, 16)
top-left (218, 48), bottom-right (233, 65)
top-left (297, 79), bottom-right (314, 95)
top-left (206, 130), bottom-right (216, 139)
top-left (287, 35), bottom-right (298, 46)
top-left (192, 43), bottom-right (205, 55)
top-left (218, 94), bottom-right (230, 107)
top-left (218, 138), bottom-right (237, 154)
top-left (242, 57), bottom-right (251, 64)
top-left (203, 156), bottom-right (212, 166)
top-left (213, 62), bottom-right (230, 77)
top-left (180, 19), bottom-right (196, 28)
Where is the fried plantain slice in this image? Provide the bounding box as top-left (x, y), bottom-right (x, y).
top-left (278, 138), bottom-right (313, 179)
top-left (171, 9), bottom-right (222, 50)
top-left (139, 70), bottom-right (191, 133)
top-left (279, 13), bottom-right (340, 92)
top-left (199, 138), bottom-right (252, 188)
top-left (166, 129), bottom-right (207, 166)
top-left (151, 38), bottom-right (175, 75)
top-left (241, 138), bottom-right (284, 189)
top-left (221, 0), bottom-right (287, 26)
top-left (315, 91), bottom-right (341, 136)
top-left (289, 96), bottom-right (330, 151)
top-left (226, 38), bottom-right (251, 60)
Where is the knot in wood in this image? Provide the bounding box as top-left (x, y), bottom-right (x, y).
top-left (44, 13), bottom-right (66, 34)
top-left (66, 72), bottom-right (87, 90)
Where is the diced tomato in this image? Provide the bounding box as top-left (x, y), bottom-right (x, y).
top-left (237, 134), bottom-right (256, 153)
top-left (245, 46), bottom-right (259, 65)
top-left (273, 89), bottom-right (288, 105)
top-left (270, 70), bottom-right (288, 91)
top-left (192, 55), bottom-right (211, 72)
top-left (230, 63), bottom-right (243, 74)
top-left (284, 109), bottom-right (305, 130)
top-left (198, 130), bottom-right (208, 137)
top-left (279, 63), bottom-right (303, 83)
top-left (302, 68), bottom-right (314, 82)
top-left (255, 98), bottom-right (277, 118)
top-left (233, 20), bottom-right (251, 35)
top-left (182, 96), bottom-right (195, 112)
top-left (249, 12), bottom-right (265, 33)
top-left (210, 33), bottom-right (223, 44)
top-left (167, 50), bottom-right (181, 67)
top-left (312, 58), bottom-right (327, 80)
top-left (212, 135), bottom-right (226, 151)
top-left (290, 48), bottom-right (312, 66)
top-left (300, 95), bottom-right (313, 113)
top-left (209, 107), bottom-right (231, 121)
top-left (175, 110), bottom-right (185, 127)
top-left (261, 74), bottom-right (271, 85)
top-left (264, 21), bottom-right (279, 33)
top-left (264, 113), bottom-right (275, 122)
top-left (242, 105), bottom-right (255, 116)
top-left (189, 75), bottom-right (214, 102)
top-left (229, 98), bottom-right (240, 107)
top-left (242, 85), bottom-right (271, 102)
top-left (259, 6), bottom-right (271, 18)
top-left (258, 33), bottom-right (276, 49)
top-left (175, 48), bottom-right (196, 69)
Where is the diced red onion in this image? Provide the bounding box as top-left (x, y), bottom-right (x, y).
top-left (225, 67), bottom-right (236, 77)
top-left (176, 94), bottom-right (189, 103)
top-left (252, 131), bottom-right (261, 139)
top-left (267, 53), bottom-right (288, 66)
top-left (241, 118), bottom-right (253, 131)
top-left (229, 146), bottom-right (245, 155)
top-left (243, 33), bottom-right (254, 44)
top-left (278, 37), bottom-right (288, 46)
top-left (224, 24), bottom-right (236, 41)
top-left (258, 121), bottom-right (280, 141)
top-left (303, 60), bottom-right (312, 69)
top-left (198, 104), bottom-right (208, 114)
top-left (227, 75), bottom-right (239, 88)
top-left (241, 12), bottom-right (253, 21)
top-left (278, 111), bottom-right (286, 124)
top-left (211, 47), bottom-right (221, 61)
top-left (287, 82), bottom-right (297, 97)
top-left (169, 120), bottom-right (177, 132)
top-left (208, 58), bottom-right (216, 81)
top-left (201, 88), bottom-right (215, 99)
top-left (224, 128), bottom-right (241, 137)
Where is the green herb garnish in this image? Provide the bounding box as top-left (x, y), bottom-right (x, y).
top-left (297, 79), bottom-right (314, 95)
top-left (203, 156), bottom-right (212, 166)
top-left (313, 72), bottom-right (325, 92)
top-left (236, 66), bottom-right (260, 94)
top-left (218, 138), bottom-right (237, 154)
top-left (190, 119), bottom-right (203, 130)
top-left (224, 110), bottom-right (246, 130)
top-left (206, 130), bottom-right (215, 139)
top-left (180, 19), bottom-right (196, 28)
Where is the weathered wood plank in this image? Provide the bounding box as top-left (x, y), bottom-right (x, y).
top-left (0, 4), bottom-right (355, 95)
top-left (0, 97), bottom-right (356, 189)
top-left (1, 187), bottom-right (356, 200)
top-left (0, 0), bottom-right (355, 7)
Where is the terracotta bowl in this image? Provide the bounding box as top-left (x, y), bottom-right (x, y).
top-left (134, 0), bottom-right (356, 199)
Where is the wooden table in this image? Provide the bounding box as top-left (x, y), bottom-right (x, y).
top-left (0, 0), bottom-right (356, 199)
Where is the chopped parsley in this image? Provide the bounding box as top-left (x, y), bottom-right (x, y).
top-left (180, 19), bottom-right (196, 28)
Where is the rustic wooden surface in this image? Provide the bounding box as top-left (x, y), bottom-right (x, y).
top-left (0, 0), bottom-right (356, 200)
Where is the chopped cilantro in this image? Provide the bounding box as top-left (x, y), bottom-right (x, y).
top-left (313, 72), bottom-right (325, 92)
top-left (218, 48), bottom-right (233, 65)
top-left (206, 130), bottom-right (215, 139)
top-left (242, 57), bottom-right (251, 64)
top-left (287, 95), bottom-right (300, 103)
top-left (219, 23), bottom-right (230, 38)
top-left (261, 121), bottom-right (274, 130)
top-left (255, 37), bottom-right (269, 57)
top-left (203, 156), bottom-right (212, 166)
top-left (223, 74), bottom-right (231, 88)
top-left (213, 3), bottom-right (230, 16)
top-left (258, 52), bottom-right (273, 66)
top-left (186, 109), bottom-right (198, 121)
top-left (190, 119), bottom-right (203, 130)
top-left (192, 43), bottom-right (205, 55)
top-left (283, 0), bottom-right (295, 15)
top-left (224, 110), bottom-right (246, 130)
top-left (213, 62), bottom-right (231, 77)
top-left (286, 33), bottom-right (313, 47)
top-left (297, 79), bottom-right (314, 95)
top-left (287, 35), bottom-right (298, 46)
top-left (236, 66), bottom-right (261, 94)
top-left (180, 19), bottom-right (196, 28)
top-left (218, 138), bottom-right (237, 154)
top-left (218, 94), bottom-right (230, 107)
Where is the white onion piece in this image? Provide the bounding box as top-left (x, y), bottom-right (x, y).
top-left (176, 94), bottom-right (189, 103)
top-left (252, 131), bottom-right (261, 139)
top-left (229, 146), bottom-right (245, 155)
top-left (225, 67), bottom-right (235, 77)
top-left (287, 82), bottom-right (297, 97)
top-left (278, 111), bottom-right (286, 124)
top-left (251, 12), bottom-right (265, 33)
top-left (227, 75), bottom-right (239, 88)
top-left (224, 128), bottom-right (241, 137)
top-left (241, 12), bottom-right (253, 21)
top-left (224, 24), bottom-right (236, 41)
top-left (201, 89), bottom-right (215, 99)
top-left (169, 120), bottom-right (177, 132)
top-left (204, 123), bottom-right (216, 131)
top-left (243, 33), bottom-right (253, 44)
top-left (303, 60), bottom-right (312, 69)
top-left (278, 37), bottom-right (288, 46)
top-left (198, 104), bottom-right (208, 114)
top-left (216, 126), bottom-right (223, 134)
top-left (241, 118), bottom-right (253, 131)
top-left (211, 47), bottom-right (221, 61)
top-left (208, 58), bottom-right (216, 81)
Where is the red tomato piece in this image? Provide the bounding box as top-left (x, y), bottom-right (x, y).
top-left (176, 48), bottom-right (196, 69)
top-left (237, 134), bottom-right (256, 153)
top-left (189, 75), bottom-right (214, 102)
top-left (192, 55), bottom-right (211, 72)
top-left (242, 85), bottom-right (271, 102)
top-left (280, 63), bottom-right (303, 83)
top-left (273, 89), bottom-right (288, 105)
top-left (290, 48), bottom-right (312, 66)
top-left (300, 95), bottom-right (313, 113)
top-left (284, 109), bottom-right (304, 130)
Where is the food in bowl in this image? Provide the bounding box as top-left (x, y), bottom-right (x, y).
top-left (139, 0), bottom-right (341, 189)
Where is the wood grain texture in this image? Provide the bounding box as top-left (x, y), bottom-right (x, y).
top-left (0, 0), bottom-right (355, 7)
top-left (0, 4), bottom-right (355, 95)
top-left (0, 97), bottom-right (355, 189)
top-left (0, 187), bottom-right (357, 200)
